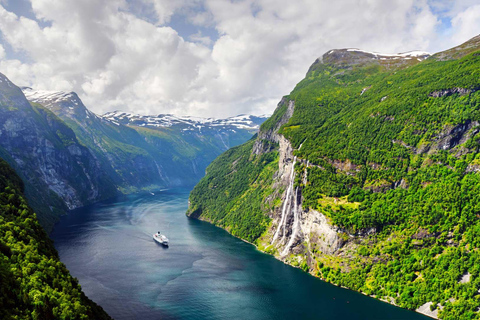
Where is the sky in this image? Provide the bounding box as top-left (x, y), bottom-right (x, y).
top-left (0, 0), bottom-right (479, 118)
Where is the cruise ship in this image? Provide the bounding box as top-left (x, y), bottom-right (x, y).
top-left (153, 231), bottom-right (169, 246)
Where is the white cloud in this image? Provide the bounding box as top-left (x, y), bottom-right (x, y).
top-left (189, 31), bottom-right (213, 46)
top-left (0, 0), bottom-right (478, 118)
top-left (0, 43), bottom-right (5, 59)
top-left (147, 0), bottom-right (203, 25)
top-left (450, 4), bottom-right (480, 45)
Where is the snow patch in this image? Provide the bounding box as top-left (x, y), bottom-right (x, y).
top-left (345, 48), bottom-right (430, 60)
top-left (101, 111), bottom-right (269, 131)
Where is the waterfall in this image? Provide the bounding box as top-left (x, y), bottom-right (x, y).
top-left (282, 187), bottom-right (300, 256)
top-left (298, 138), bottom-right (307, 150)
top-left (271, 156), bottom-right (296, 244)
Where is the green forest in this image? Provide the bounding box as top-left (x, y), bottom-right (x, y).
top-left (189, 38), bottom-right (480, 319)
top-left (0, 158), bottom-right (111, 320)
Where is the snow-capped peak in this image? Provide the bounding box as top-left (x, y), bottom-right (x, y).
top-left (102, 111), bottom-right (268, 131)
top-left (22, 88), bottom-right (78, 106)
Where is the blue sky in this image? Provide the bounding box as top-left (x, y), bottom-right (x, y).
top-left (0, 0), bottom-right (479, 117)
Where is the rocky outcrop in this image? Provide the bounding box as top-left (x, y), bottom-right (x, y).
top-left (430, 121), bottom-right (478, 152)
top-left (428, 87), bottom-right (480, 98)
top-left (416, 302), bottom-right (439, 319)
top-left (301, 208), bottom-right (344, 255)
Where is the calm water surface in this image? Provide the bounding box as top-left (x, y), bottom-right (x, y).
top-left (51, 189), bottom-right (429, 320)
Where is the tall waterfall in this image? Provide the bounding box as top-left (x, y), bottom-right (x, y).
top-left (282, 187), bottom-right (300, 256)
top-left (271, 156), bottom-right (296, 245)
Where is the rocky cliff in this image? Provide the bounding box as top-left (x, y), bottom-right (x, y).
top-left (188, 34), bottom-right (480, 319)
top-left (0, 73), bottom-right (117, 230)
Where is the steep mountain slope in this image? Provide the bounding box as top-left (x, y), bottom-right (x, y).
top-left (0, 74), bottom-right (117, 231)
top-left (0, 158), bottom-right (111, 319)
top-left (23, 88), bottom-right (266, 189)
top-left (23, 88), bottom-right (175, 191)
top-left (188, 35), bottom-right (480, 319)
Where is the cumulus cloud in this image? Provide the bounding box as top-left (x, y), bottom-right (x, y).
top-left (450, 5), bottom-right (480, 44)
top-left (189, 31), bottom-right (213, 46)
top-left (0, 0), bottom-right (478, 118)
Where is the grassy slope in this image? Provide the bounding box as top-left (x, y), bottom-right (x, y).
top-left (0, 158), bottom-right (112, 320)
top-left (188, 41), bottom-right (480, 319)
top-left (188, 138), bottom-right (278, 242)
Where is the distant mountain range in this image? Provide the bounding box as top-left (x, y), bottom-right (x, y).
top-left (0, 76), bottom-right (267, 231)
top-left (102, 110), bottom-right (267, 131)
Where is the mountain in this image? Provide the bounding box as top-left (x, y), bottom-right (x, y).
top-left (0, 73), bottom-right (118, 230)
top-left (0, 77), bottom-right (266, 231)
top-left (0, 158), bottom-right (111, 319)
top-left (102, 111), bottom-right (267, 132)
top-left (187, 35), bottom-right (480, 319)
top-left (23, 88), bottom-right (267, 189)
top-left (22, 88), bottom-right (181, 192)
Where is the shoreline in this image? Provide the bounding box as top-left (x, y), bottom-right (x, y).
top-left (191, 215), bottom-right (437, 320)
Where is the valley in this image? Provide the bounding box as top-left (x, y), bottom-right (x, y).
top-left (0, 76), bottom-right (266, 231)
top-left (0, 7), bottom-right (479, 318)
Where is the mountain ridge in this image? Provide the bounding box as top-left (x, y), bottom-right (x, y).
top-left (0, 72), bottom-right (118, 229)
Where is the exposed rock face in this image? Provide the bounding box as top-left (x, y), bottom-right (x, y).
top-left (416, 302), bottom-right (439, 319)
top-left (429, 87), bottom-right (480, 98)
top-left (429, 121), bottom-right (479, 152)
top-left (0, 73), bottom-right (117, 230)
top-left (301, 208), bottom-right (344, 255)
top-left (256, 98), bottom-right (344, 261)
top-left (459, 272), bottom-right (472, 284)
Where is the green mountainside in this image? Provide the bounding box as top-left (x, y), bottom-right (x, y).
top-left (188, 35), bottom-right (480, 319)
top-left (0, 158), bottom-right (111, 319)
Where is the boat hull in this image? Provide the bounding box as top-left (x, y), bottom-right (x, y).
top-left (153, 234), bottom-right (169, 246)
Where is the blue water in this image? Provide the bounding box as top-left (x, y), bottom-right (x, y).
top-left (51, 189), bottom-right (429, 320)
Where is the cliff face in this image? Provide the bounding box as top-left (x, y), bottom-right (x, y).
top-left (0, 73), bottom-right (117, 230)
top-left (188, 34), bottom-right (480, 319)
top-left (23, 88), bottom-right (173, 191)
